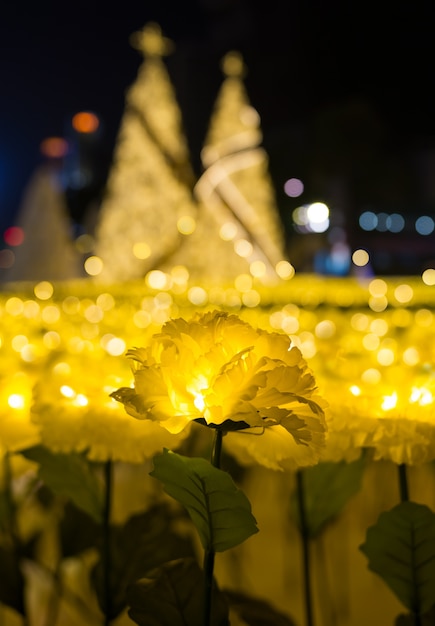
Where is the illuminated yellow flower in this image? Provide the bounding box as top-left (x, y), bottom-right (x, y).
top-left (0, 372), bottom-right (40, 452)
top-left (322, 372), bottom-right (435, 465)
top-left (31, 353), bottom-right (188, 463)
top-left (112, 310), bottom-right (327, 470)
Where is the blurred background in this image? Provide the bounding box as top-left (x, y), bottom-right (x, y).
top-left (1, 0), bottom-right (435, 278)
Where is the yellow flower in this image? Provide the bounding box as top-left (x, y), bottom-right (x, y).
top-left (322, 372), bottom-right (435, 465)
top-left (31, 353), bottom-right (188, 463)
top-left (112, 311), bottom-right (327, 470)
top-left (0, 372), bottom-right (40, 453)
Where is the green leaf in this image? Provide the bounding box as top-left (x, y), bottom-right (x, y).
top-left (150, 449), bottom-right (258, 552)
top-left (21, 446), bottom-right (103, 523)
top-left (360, 501), bottom-right (435, 614)
top-left (291, 456), bottom-right (366, 537)
top-left (92, 504), bottom-right (196, 620)
top-left (127, 557), bottom-right (230, 626)
top-left (59, 501), bottom-right (100, 558)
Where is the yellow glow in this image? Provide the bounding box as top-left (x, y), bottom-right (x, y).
top-left (352, 249), bottom-right (370, 266)
top-left (53, 362), bottom-right (71, 376)
top-left (146, 271), bottom-right (169, 290)
top-left (370, 319), bottom-right (389, 336)
top-left (177, 215), bottom-right (196, 235)
top-left (362, 333), bottom-right (380, 350)
top-left (6, 297), bottom-right (24, 316)
top-left (415, 308), bottom-right (433, 326)
top-left (12, 335), bottom-right (29, 352)
top-left (171, 266), bottom-right (190, 285)
top-left (133, 310), bottom-right (152, 328)
top-left (193, 393), bottom-right (205, 412)
top-left (23, 300), bottom-right (40, 318)
top-left (369, 279), bottom-right (388, 297)
top-left (394, 284), bottom-right (413, 303)
top-left (219, 222), bottom-right (238, 241)
top-left (276, 260), bottom-right (295, 280)
top-left (8, 394), bottom-right (26, 409)
top-left (362, 368), bottom-right (381, 384)
top-left (60, 385), bottom-right (75, 398)
top-left (105, 337), bottom-right (126, 356)
top-left (351, 313), bottom-right (369, 331)
top-left (281, 316), bottom-right (299, 334)
top-left (409, 387), bottom-right (433, 406)
top-left (249, 261), bottom-right (266, 277)
top-left (315, 320), bottom-right (336, 339)
top-left (96, 293), bottom-right (115, 311)
top-left (43, 331), bottom-right (61, 350)
top-left (42, 305), bottom-right (61, 324)
top-left (242, 290), bottom-right (261, 307)
top-left (368, 296), bottom-right (388, 312)
top-left (402, 347), bottom-right (419, 366)
top-left (84, 256), bottom-right (103, 276)
top-left (21, 344), bottom-right (38, 362)
top-left (62, 297), bottom-right (81, 315)
top-left (349, 385), bottom-right (361, 396)
top-left (235, 274), bottom-right (252, 292)
top-left (381, 392), bottom-right (397, 411)
top-left (84, 305), bottom-right (104, 324)
top-left (377, 348), bottom-right (395, 366)
top-left (34, 281), bottom-right (54, 300)
top-left (422, 268), bottom-right (435, 285)
top-left (74, 394), bottom-right (89, 407)
top-left (133, 242), bottom-right (151, 260)
top-left (234, 239), bottom-right (253, 258)
top-left (187, 287), bottom-right (208, 305)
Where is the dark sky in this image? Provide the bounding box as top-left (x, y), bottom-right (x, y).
top-left (2, 0), bottom-right (435, 233)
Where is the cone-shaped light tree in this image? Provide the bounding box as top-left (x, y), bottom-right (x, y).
top-left (3, 162), bottom-right (83, 283)
top-left (93, 23), bottom-right (198, 282)
top-left (191, 51), bottom-right (292, 284)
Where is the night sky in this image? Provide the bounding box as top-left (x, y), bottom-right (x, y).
top-left (2, 0), bottom-right (435, 238)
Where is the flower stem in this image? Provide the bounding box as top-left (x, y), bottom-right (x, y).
top-left (397, 465), bottom-right (421, 626)
top-left (203, 428), bottom-right (224, 626)
top-left (3, 453), bottom-right (29, 626)
top-left (296, 470), bottom-right (314, 626)
top-left (398, 463), bottom-right (409, 502)
top-left (103, 460), bottom-right (113, 626)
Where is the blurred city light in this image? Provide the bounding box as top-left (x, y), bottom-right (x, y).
top-left (283, 177), bottom-right (304, 198)
top-left (71, 111), bottom-right (100, 134)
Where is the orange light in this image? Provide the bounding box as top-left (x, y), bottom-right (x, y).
top-left (40, 137), bottom-right (69, 158)
top-left (72, 111), bottom-right (100, 134)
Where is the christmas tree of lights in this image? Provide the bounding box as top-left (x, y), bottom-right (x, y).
top-left (94, 25), bottom-right (292, 286)
top-left (93, 23), bottom-right (198, 282)
top-left (162, 51), bottom-right (291, 284)
top-left (4, 163), bottom-right (83, 282)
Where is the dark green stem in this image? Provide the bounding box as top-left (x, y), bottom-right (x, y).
top-left (398, 465), bottom-right (421, 626)
top-left (103, 460), bottom-right (113, 626)
top-left (296, 470), bottom-right (314, 626)
top-left (398, 463), bottom-right (409, 502)
top-left (203, 429), bottom-right (224, 626)
top-left (3, 453), bottom-right (18, 545)
top-left (3, 454), bottom-right (29, 626)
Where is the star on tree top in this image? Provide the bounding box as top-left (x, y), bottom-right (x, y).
top-left (221, 51), bottom-right (246, 78)
top-left (130, 22), bottom-right (174, 57)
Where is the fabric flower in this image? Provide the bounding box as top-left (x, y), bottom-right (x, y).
top-left (320, 371), bottom-right (435, 466)
top-left (31, 353), bottom-right (188, 463)
top-left (111, 310), bottom-right (327, 470)
top-left (0, 372), bottom-right (40, 453)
